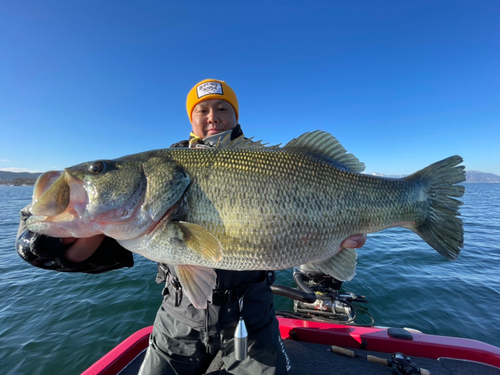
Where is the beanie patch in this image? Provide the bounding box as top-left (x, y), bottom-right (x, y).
top-left (197, 82), bottom-right (224, 98)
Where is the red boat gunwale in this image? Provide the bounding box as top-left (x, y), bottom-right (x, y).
top-left (82, 317), bottom-right (500, 375)
top-left (81, 326), bottom-right (152, 375)
top-left (278, 317), bottom-right (500, 369)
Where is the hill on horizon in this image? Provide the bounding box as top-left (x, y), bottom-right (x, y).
top-left (0, 171), bottom-right (42, 181)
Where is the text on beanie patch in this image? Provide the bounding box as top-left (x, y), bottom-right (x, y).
top-left (197, 82), bottom-right (224, 98)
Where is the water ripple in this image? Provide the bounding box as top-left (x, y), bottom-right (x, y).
top-left (1, 184), bottom-right (499, 374)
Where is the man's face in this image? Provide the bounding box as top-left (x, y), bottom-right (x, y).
top-left (191, 99), bottom-right (237, 139)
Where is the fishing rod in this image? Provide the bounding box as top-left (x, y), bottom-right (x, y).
top-left (330, 345), bottom-right (435, 375)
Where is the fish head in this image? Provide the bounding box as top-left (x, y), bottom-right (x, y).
top-left (27, 155), bottom-right (190, 240)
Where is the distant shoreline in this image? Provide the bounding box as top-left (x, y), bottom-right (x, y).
top-left (0, 178), bottom-right (38, 186)
top-left (1, 170), bottom-right (499, 185)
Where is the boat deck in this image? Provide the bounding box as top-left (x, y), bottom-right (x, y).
top-left (117, 339), bottom-right (500, 375)
top-left (82, 317), bottom-right (500, 375)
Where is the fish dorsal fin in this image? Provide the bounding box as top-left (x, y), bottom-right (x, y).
top-left (284, 131), bottom-right (365, 172)
top-left (215, 130), bottom-right (364, 172)
top-left (215, 133), bottom-right (281, 150)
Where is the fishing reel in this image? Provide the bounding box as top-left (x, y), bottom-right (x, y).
top-left (271, 265), bottom-right (373, 325)
top-left (294, 265), bottom-right (372, 324)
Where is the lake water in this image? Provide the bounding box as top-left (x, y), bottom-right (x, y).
top-left (1, 184), bottom-right (499, 374)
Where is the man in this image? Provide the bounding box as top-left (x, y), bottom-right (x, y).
top-left (16, 79), bottom-right (367, 374)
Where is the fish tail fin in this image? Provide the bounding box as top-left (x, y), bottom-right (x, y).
top-left (405, 155), bottom-right (466, 260)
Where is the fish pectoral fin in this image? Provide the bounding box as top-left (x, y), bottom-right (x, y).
top-left (314, 247), bottom-right (358, 281)
top-left (174, 264), bottom-right (217, 309)
top-left (174, 221), bottom-right (223, 262)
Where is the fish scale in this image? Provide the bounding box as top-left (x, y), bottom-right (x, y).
top-left (144, 148), bottom-right (429, 270)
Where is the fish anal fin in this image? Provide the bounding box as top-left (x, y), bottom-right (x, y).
top-left (175, 221), bottom-right (223, 262)
top-left (314, 247), bottom-right (358, 281)
top-left (174, 264), bottom-right (217, 309)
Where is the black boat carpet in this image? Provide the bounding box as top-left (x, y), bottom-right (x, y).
top-left (117, 340), bottom-right (500, 375)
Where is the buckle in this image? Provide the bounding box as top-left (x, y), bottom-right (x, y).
top-left (212, 289), bottom-right (235, 305)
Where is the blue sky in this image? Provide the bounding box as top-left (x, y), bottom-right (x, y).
top-left (1, 1), bottom-right (499, 175)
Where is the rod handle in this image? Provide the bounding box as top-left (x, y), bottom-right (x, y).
top-left (367, 355), bottom-right (388, 366)
top-left (330, 345), bottom-right (355, 357)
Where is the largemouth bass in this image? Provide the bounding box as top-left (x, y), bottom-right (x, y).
top-left (26, 131), bottom-right (465, 308)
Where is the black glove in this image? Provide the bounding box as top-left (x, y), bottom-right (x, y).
top-left (16, 205), bottom-right (134, 274)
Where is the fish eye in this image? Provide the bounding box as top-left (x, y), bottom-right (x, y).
top-left (89, 161), bottom-right (107, 174)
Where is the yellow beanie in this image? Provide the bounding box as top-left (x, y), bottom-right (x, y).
top-left (186, 79), bottom-right (239, 122)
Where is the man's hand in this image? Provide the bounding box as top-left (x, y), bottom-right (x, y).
top-left (62, 235), bottom-right (105, 263)
top-left (340, 234), bottom-right (367, 249)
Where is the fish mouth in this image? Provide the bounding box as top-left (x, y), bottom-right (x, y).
top-left (30, 169), bottom-right (87, 221)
